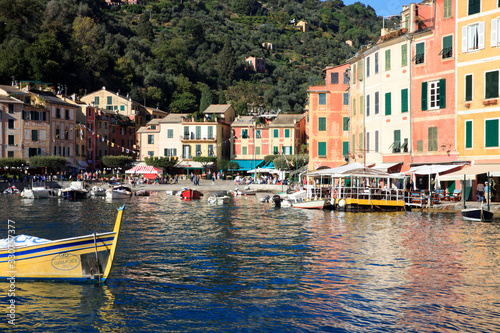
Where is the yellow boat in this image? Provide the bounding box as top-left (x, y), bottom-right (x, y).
top-left (0, 205), bottom-right (125, 283)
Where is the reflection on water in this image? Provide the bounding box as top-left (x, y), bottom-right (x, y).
top-left (1, 195), bottom-right (500, 332)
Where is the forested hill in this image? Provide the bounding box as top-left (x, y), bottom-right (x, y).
top-left (0, 0), bottom-right (382, 115)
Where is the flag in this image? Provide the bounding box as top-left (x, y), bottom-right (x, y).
top-left (80, 129), bottom-right (83, 140)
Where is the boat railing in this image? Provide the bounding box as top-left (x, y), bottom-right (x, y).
top-left (338, 187), bottom-right (406, 203)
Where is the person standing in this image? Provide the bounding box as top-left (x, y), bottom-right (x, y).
top-left (477, 181), bottom-right (485, 202)
top-left (485, 181), bottom-right (490, 202)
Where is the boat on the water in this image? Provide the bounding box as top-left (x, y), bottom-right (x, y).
top-left (208, 193), bottom-right (230, 204)
top-left (291, 199), bottom-right (327, 210)
top-left (180, 188), bottom-right (203, 200)
top-left (20, 182), bottom-right (55, 199)
top-left (60, 181), bottom-right (89, 200)
top-left (106, 185), bottom-right (132, 199)
top-left (233, 187), bottom-right (257, 196)
top-left (135, 190), bottom-right (150, 196)
top-left (90, 186), bottom-right (106, 197)
top-left (3, 186), bottom-right (20, 195)
top-left (0, 205), bottom-right (125, 282)
top-left (462, 202), bottom-right (494, 222)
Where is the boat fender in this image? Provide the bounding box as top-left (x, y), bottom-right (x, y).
top-left (338, 199), bottom-right (346, 208)
top-left (333, 190), bottom-right (337, 199)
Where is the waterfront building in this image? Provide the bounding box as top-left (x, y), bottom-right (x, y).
top-left (137, 118), bottom-right (161, 159)
top-left (456, 0), bottom-right (500, 165)
top-left (231, 116), bottom-right (263, 172)
top-left (109, 114), bottom-right (135, 158)
top-left (95, 109), bottom-right (111, 169)
top-left (307, 64), bottom-right (350, 171)
top-left (158, 113), bottom-right (187, 162)
top-left (0, 85), bottom-right (31, 158)
top-left (268, 113), bottom-right (307, 156)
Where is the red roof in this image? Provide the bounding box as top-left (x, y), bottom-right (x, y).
top-left (125, 164), bottom-right (162, 174)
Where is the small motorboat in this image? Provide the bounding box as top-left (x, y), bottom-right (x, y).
top-left (233, 187), bottom-right (257, 196)
top-left (60, 181), bottom-right (89, 200)
top-left (260, 195), bottom-right (271, 203)
top-left (90, 186), bottom-right (106, 197)
top-left (180, 188), bottom-right (203, 200)
top-left (21, 182), bottom-right (54, 199)
top-left (292, 199), bottom-right (327, 210)
top-left (462, 203), bottom-right (494, 222)
top-left (0, 205), bottom-right (125, 282)
top-left (3, 186), bottom-right (20, 195)
top-left (135, 190), bottom-right (150, 196)
top-left (106, 185), bottom-right (133, 199)
top-left (272, 194), bottom-right (283, 208)
top-left (208, 193), bottom-right (230, 204)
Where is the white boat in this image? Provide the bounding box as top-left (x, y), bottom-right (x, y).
top-left (21, 182), bottom-right (55, 199)
top-left (3, 185), bottom-right (20, 195)
top-left (208, 194), bottom-right (230, 204)
top-left (106, 185), bottom-right (132, 199)
top-left (60, 181), bottom-right (89, 200)
top-left (91, 186), bottom-right (106, 197)
top-left (233, 187), bottom-right (257, 196)
top-left (292, 199), bottom-right (326, 210)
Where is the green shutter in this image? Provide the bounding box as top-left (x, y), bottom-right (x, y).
top-left (352, 134), bottom-right (355, 154)
top-left (353, 99), bottom-right (356, 115)
top-left (428, 127), bottom-right (438, 151)
top-left (318, 117), bottom-right (326, 131)
top-left (343, 117), bottom-right (349, 131)
top-left (444, 0), bottom-right (451, 18)
top-left (401, 89), bottom-right (408, 112)
top-left (465, 75), bottom-right (473, 101)
top-left (385, 92), bottom-right (392, 115)
top-left (401, 44), bottom-right (407, 67)
top-left (274, 129), bottom-right (279, 137)
top-left (343, 142), bottom-right (349, 155)
top-left (318, 142), bottom-right (326, 156)
top-left (465, 121), bottom-right (472, 148)
top-left (486, 71), bottom-right (499, 99)
top-left (421, 82), bottom-right (428, 111)
top-left (385, 50), bottom-right (391, 71)
top-left (394, 130), bottom-right (401, 145)
top-left (439, 78), bottom-right (446, 109)
top-left (485, 119), bottom-right (499, 147)
top-left (285, 129), bottom-right (290, 138)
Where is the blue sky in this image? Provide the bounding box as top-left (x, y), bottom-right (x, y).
top-left (342, 0), bottom-right (409, 17)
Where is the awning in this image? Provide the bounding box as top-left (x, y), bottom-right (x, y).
top-left (230, 159), bottom-right (265, 171)
top-left (144, 174), bottom-right (157, 179)
top-left (371, 162), bottom-right (403, 172)
top-left (175, 160), bottom-right (212, 170)
top-left (308, 162), bottom-right (364, 176)
top-left (79, 161), bottom-right (89, 168)
top-left (440, 164), bottom-right (500, 181)
top-left (67, 164), bottom-right (79, 169)
top-left (125, 163), bottom-right (163, 174)
top-left (408, 164), bottom-right (461, 175)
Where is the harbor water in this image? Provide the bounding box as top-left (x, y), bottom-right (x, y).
top-left (1, 193), bottom-right (500, 332)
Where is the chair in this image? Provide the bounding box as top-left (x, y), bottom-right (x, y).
top-left (452, 189), bottom-right (461, 201)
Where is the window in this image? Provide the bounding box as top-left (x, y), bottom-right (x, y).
top-left (7, 151), bottom-right (13, 157)
top-left (184, 126), bottom-right (189, 139)
top-left (485, 119), bottom-right (499, 147)
top-left (415, 42), bottom-right (425, 64)
top-left (343, 117), bottom-right (349, 131)
top-left (56, 129), bottom-right (60, 139)
top-left (167, 129), bottom-right (174, 139)
top-left (242, 146), bottom-right (247, 155)
top-left (120, 105), bottom-right (125, 111)
top-left (8, 119), bottom-right (14, 129)
top-left (318, 117), bottom-right (326, 131)
top-left (366, 132), bottom-right (370, 153)
top-left (441, 35), bottom-right (453, 59)
top-left (360, 96), bottom-right (364, 115)
top-left (375, 130), bottom-right (379, 152)
top-left (89, 137), bottom-right (92, 146)
top-left (465, 120), bottom-right (473, 148)
top-left (28, 148), bottom-right (41, 157)
top-left (465, 74), bottom-right (473, 101)
top-left (485, 70), bottom-right (499, 99)
top-left (32, 130), bottom-right (38, 141)
top-left (468, 0), bottom-right (480, 15)
top-left (319, 93), bottom-right (326, 105)
top-left (76, 145), bottom-right (79, 156)
top-left (401, 44), bottom-right (408, 67)
top-left (353, 99), bottom-right (356, 116)
top-left (196, 126), bottom-right (201, 139)
top-left (492, 18), bottom-right (500, 47)
top-left (107, 96), bottom-right (112, 105)
top-left (56, 108), bottom-right (61, 118)
top-left (374, 52), bottom-right (379, 74)
top-left (318, 142), bottom-right (326, 157)
top-left (148, 135), bottom-right (154, 144)
top-left (462, 22), bottom-right (484, 52)
top-left (359, 133), bottom-right (363, 150)
top-left (343, 93), bottom-right (349, 105)
top-left (256, 130), bottom-right (261, 139)
top-left (8, 104), bottom-right (14, 113)
top-left (65, 110), bottom-right (69, 120)
top-left (331, 72), bottom-right (339, 84)
top-left (401, 89), bottom-right (408, 112)
top-left (417, 140), bottom-right (423, 152)
top-left (422, 79), bottom-right (446, 110)
top-left (366, 56), bottom-right (370, 77)
top-left (196, 144), bottom-right (201, 156)
top-left (385, 92), bottom-right (392, 115)
top-left (274, 129), bottom-right (279, 137)
top-left (352, 134), bottom-right (355, 154)
top-left (8, 135), bottom-right (14, 145)
top-left (150, 125), bottom-right (156, 130)
top-left (343, 72), bottom-right (349, 84)
top-left (164, 148), bottom-right (177, 156)
top-left (148, 151), bottom-right (154, 157)
top-left (94, 96), bottom-right (99, 105)
top-left (375, 92), bottom-right (379, 114)
top-left (385, 49), bottom-right (391, 70)
top-left (353, 63), bottom-right (357, 84)
top-left (444, 0), bottom-right (452, 19)
top-left (366, 94), bottom-right (370, 116)
top-left (242, 129), bottom-right (249, 139)
top-left (285, 129), bottom-right (290, 138)
top-left (391, 130), bottom-right (401, 153)
top-left (273, 146), bottom-right (279, 154)
top-left (208, 126), bottom-right (213, 139)
top-left (342, 142), bottom-right (349, 156)
top-left (256, 147), bottom-right (260, 155)
top-left (428, 127), bottom-right (438, 151)
top-left (112, 127), bottom-right (115, 133)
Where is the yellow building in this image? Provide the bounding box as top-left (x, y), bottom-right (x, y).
top-left (456, 1), bottom-right (500, 164)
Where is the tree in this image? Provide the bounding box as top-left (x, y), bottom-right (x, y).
top-left (217, 159), bottom-right (239, 172)
top-left (0, 157), bottom-right (27, 168)
top-left (218, 90), bottom-right (227, 104)
top-left (199, 84), bottom-right (213, 113)
top-left (28, 156), bottom-right (67, 172)
top-left (192, 156), bottom-right (217, 171)
top-left (137, 12), bottom-right (154, 41)
top-left (102, 156), bottom-right (133, 170)
top-left (144, 156), bottom-right (178, 175)
top-left (218, 37), bottom-right (236, 82)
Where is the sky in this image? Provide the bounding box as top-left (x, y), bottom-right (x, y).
top-left (342, 0), bottom-right (410, 17)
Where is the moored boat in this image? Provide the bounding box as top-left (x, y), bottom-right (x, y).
top-left (0, 205), bottom-right (125, 282)
top-left (462, 205), bottom-right (494, 222)
top-left (3, 186), bottom-right (20, 195)
top-left (233, 187), bottom-right (257, 196)
top-left (292, 199), bottom-right (327, 210)
top-left (106, 185), bottom-right (132, 199)
top-left (91, 186), bottom-right (106, 197)
top-left (21, 182), bottom-right (55, 199)
top-left (180, 188), bottom-right (203, 200)
top-left (135, 190), bottom-right (150, 196)
top-left (208, 193), bottom-right (230, 204)
top-left (60, 181), bottom-right (89, 200)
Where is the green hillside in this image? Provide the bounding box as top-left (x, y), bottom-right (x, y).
top-left (0, 0), bottom-right (382, 114)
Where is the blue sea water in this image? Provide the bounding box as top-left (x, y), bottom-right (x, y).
top-left (1, 193), bottom-right (500, 332)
